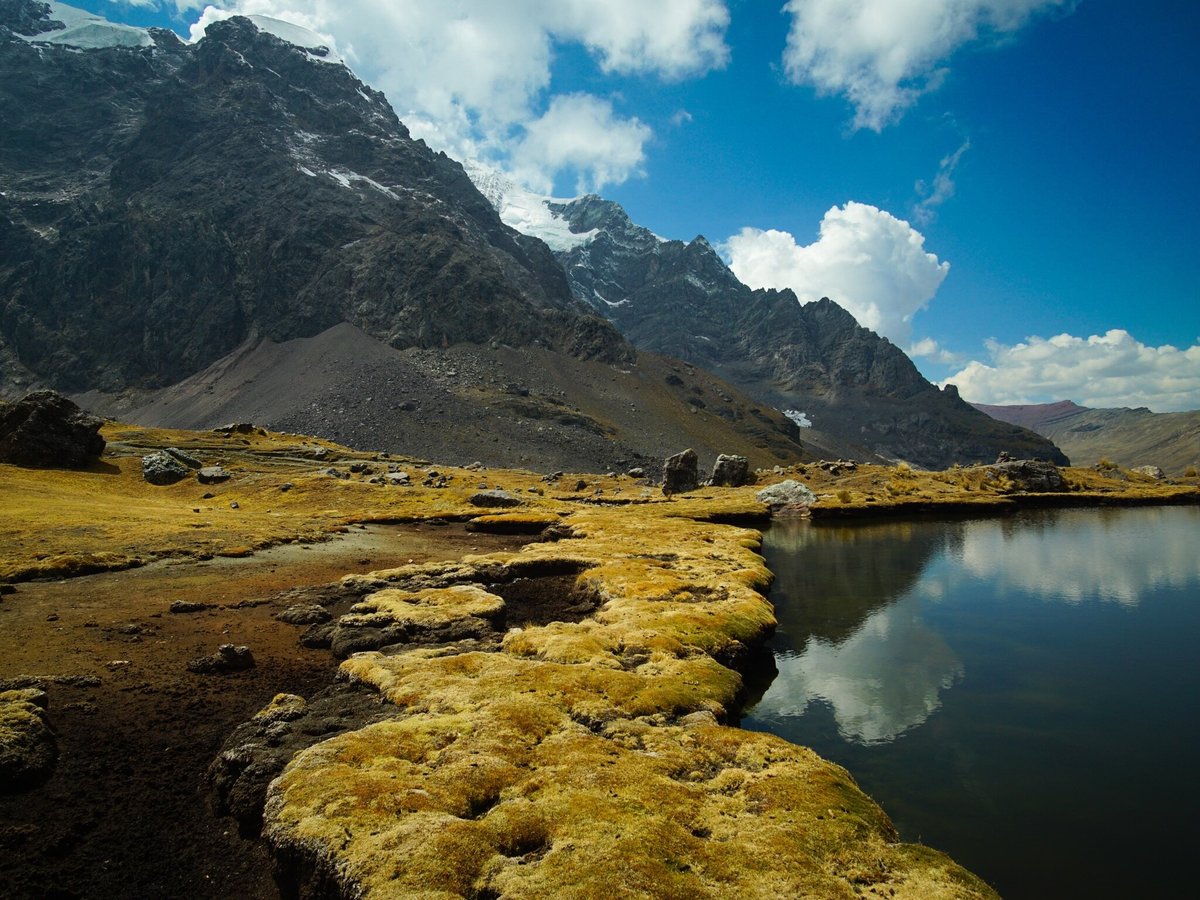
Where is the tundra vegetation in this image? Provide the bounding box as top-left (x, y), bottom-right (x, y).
top-left (3, 421), bottom-right (1196, 898)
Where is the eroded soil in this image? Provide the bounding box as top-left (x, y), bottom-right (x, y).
top-left (0, 523), bottom-right (522, 900)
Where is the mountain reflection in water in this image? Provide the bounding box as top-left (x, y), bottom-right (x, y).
top-left (741, 506), bottom-right (1200, 900)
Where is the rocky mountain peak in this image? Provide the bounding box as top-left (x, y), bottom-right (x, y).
top-left (1, 6), bottom-right (629, 395)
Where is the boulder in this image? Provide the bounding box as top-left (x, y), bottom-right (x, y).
top-left (987, 460), bottom-right (1068, 492)
top-left (0, 390), bottom-right (105, 468)
top-left (198, 466), bottom-right (232, 484)
top-left (756, 480), bottom-right (817, 511)
top-left (710, 454), bottom-right (750, 487)
top-left (468, 489), bottom-right (521, 508)
top-left (164, 447), bottom-right (203, 469)
top-left (0, 688), bottom-right (57, 789)
top-left (662, 448), bottom-right (700, 495)
top-left (142, 451), bottom-right (190, 485)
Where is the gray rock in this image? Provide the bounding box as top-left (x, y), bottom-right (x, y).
top-left (710, 454), bottom-right (750, 487)
top-left (187, 644), bottom-right (255, 674)
top-left (383, 471), bottom-right (411, 486)
top-left (468, 489), bottom-right (522, 508)
top-left (626, 467), bottom-right (646, 479)
top-left (142, 451), bottom-right (190, 485)
top-left (0, 390), bottom-right (105, 468)
top-left (1132, 465), bottom-right (1165, 480)
top-left (987, 460), bottom-right (1068, 492)
top-left (164, 447), bottom-right (203, 469)
top-left (756, 480), bottom-right (817, 510)
top-left (170, 600), bottom-right (211, 614)
top-left (662, 448), bottom-right (700, 496)
top-left (198, 466), bottom-right (231, 484)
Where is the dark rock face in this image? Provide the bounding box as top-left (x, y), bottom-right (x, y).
top-left (0, 390), bottom-right (105, 467)
top-left (662, 448), bottom-right (700, 495)
top-left (710, 454), bottom-right (749, 487)
top-left (0, 11), bottom-right (627, 396)
top-left (533, 195), bottom-right (1070, 470)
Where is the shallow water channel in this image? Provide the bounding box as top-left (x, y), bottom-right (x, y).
top-left (742, 506), bottom-right (1200, 899)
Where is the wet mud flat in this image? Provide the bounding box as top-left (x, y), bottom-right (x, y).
top-left (0, 524), bottom-right (522, 900)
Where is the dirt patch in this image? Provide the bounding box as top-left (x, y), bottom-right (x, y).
top-left (0, 524), bottom-right (522, 900)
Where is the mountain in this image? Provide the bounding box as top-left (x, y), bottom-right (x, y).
top-left (0, 2), bottom-right (806, 472)
top-left (974, 401), bottom-right (1200, 475)
top-left (467, 169), bottom-right (1068, 469)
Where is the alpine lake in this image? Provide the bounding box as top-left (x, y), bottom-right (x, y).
top-left (741, 505), bottom-right (1200, 899)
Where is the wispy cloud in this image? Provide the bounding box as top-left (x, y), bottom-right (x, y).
top-left (780, 0), bottom-right (1078, 130)
top-left (723, 202), bottom-right (950, 346)
top-left (914, 138), bottom-right (970, 225)
top-left (945, 330), bottom-right (1200, 412)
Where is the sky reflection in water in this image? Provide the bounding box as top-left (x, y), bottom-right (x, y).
top-left (742, 506), bottom-right (1200, 899)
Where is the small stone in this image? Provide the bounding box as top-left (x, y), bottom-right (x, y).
top-left (279, 482), bottom-right (293, 492)
top-left (170, 600), bottom-right (210, 614)
top-left (229, 501), bottom-right (240, 510)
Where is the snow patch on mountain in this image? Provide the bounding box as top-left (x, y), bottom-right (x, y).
top-left (20, 2), bottom-right (153, 49)
top-left (784, 409), bottom-right (813, 428)
top-left (464, 162), bottom-right (597, 252)
top-left (243, 15), bottom-right (343, 64)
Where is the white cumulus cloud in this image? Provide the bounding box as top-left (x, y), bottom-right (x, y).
top-left (781, 0), bottom-right (1076, 130)
top-left (511, 94), bottom-right (652, 194)
top-left (945, 330), bottom-right (1200, 412)
top-left (178, 1), bottom-right (729, 191)
top-left (724, 202), bottom-right (949, 345)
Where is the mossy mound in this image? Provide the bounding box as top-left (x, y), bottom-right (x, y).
top-left (0, 688), bottom-right (57, 789)
top-left (260, 502), bottom-right (997, 898)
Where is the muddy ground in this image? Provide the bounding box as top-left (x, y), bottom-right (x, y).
top-left (0, 524), bottom-right (524, 900)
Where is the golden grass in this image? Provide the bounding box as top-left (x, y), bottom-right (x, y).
top-left (7, 421), bottom-right (1196, 898)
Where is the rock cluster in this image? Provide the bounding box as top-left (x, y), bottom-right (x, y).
top-left (0, 390), bottom-right (105, 468)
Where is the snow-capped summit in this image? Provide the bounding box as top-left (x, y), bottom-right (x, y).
top-left (464, 162), bottom-right (598, 253)
top-left (18, 2), bottom-right (153, 49)
top-left (231, 15), bottom-right (343, 65)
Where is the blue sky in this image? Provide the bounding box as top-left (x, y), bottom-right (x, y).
top-left (67, 2), bottom-right (1200, 410)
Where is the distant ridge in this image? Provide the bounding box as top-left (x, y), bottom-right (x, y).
top-left (974, 401), bottom-right (1200, 474)
top-left (467, 173), bottom-right (1069, 469)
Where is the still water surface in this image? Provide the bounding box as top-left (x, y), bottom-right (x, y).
top-left (741, 506), bottom-right (1200, 899)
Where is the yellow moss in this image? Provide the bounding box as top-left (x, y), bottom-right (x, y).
top-left (15, 421), bottom-right (1189, 897)
top-left (342, 586), bottom-right (506, 630)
